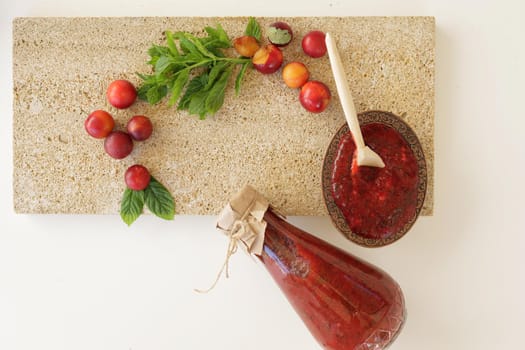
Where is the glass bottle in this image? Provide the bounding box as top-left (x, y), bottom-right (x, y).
top-left (260, 208), bottom-right (405, 350)
top-left (216, 185), bottom-right (406, 350)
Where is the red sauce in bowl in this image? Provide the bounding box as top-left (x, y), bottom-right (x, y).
top-left (323, 111), bottom-right (426, 246)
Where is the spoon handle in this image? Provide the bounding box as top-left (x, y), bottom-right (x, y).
top-left (325, 33), bottom-right (365, 149)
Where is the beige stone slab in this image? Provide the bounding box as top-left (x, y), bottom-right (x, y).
top-left (13, 16), bottom-right (434, 216)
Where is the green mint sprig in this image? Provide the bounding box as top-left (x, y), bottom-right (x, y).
top-left (137, 18), bottom-right (261, 119)
top-left (120, 176), bottom-right (175, 226)
top-left (245, 17), bottom-right (262, 40)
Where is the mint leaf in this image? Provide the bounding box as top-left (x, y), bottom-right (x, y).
top-left (137, 22), bottom-right (251, 118)
top-left (136, 72), bottom-right (155, 84)
top-left (165, 30), bottom-right (179, 56)
top-left (215, 23), bottom-right (231, 46)
top-left (155, 55), bottom-right (173, 75)
top-left (178, 73), bottom-right (208, 111)
top-left (168, 70), bottom-right (190, 106)
top-left (148, 44), bottom-right (169, 57)
top-left (186, 33), bottom-right (216, 59)
top-left (146, 85), bottom-right (168, 105)
top-left (245, 17), bottom-right (261, 41)
top-left (148, 45), bottom-right (169, 64)
top-left (137, 83), bottom-right (152, 101)
top-left (120, 188), bottom-right (145, 226)
top-left (144, 177), bottom-right (175, 221)
top-left (205, 61), bottom-right (228, 90)
top-left (175, 32), bottom-right (200, 56)
top-left (188, 90), bottom-right (208, 119)
top-left (205, 24), bottom-right (231, 48)
top-left (205, 66), bottom-right (233, 115)
top-left (235, 61), bottom-right (250, 95)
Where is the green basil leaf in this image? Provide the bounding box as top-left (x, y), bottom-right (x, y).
top-left (120, 189), bottom-right (145, 226)
top-left (244, 17), bottom-right (261, 41)
top-left (144, 177), bottom-right (175, 221)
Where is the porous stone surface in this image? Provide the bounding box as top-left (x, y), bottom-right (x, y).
top-left (13, 17), bottom-right (434, 216)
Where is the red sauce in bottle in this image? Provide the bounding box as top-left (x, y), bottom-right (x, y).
top-left (260, 209), bottom-right (406, 350)
top-left (331, 123), bottom-right (420, 240)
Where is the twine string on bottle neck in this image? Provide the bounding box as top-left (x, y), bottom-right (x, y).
top-left (194, 201), bottom-right (256, 294)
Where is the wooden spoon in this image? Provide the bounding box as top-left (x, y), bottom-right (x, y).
top-left (325, 33), bottom-right (385, 168)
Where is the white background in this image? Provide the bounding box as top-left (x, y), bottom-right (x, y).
top-left (1, 0), bottom-right (524, 349)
